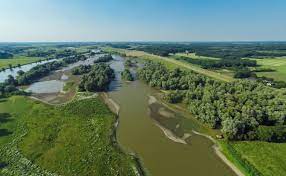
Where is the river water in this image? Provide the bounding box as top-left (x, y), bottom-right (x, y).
top-left (108, 55), bottom-right (236, 176)
top-left (0, 59), bottom-right (57, 83)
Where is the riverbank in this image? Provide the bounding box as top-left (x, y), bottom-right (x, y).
top-left (149, 94), bottom-right (244, 176)
top-left (192, 131), bottom-right (245, 176)
top-left (100, 92), bottom-right (146, 176)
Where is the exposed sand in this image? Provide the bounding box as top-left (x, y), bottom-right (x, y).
top-left (101, 92), bottom-right (120, 115)
top-left (192, 130), bottom-right (244, 176)
top-left (155, 122), bottom-right (187, 144)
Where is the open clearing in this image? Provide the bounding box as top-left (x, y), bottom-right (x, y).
top-left (250, 57), bottom-right (286, 81)
top-left (0, 56), bottom-right (43, 69)
top-left (0, 96), bottom-right (136, 175)
top-left (174, 53), bottom-right (221, 60)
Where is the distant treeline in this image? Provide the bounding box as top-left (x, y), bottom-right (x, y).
top-left (175, 56), bottom-right (257, 69)
top-left (107, 42), bottom-right (286, 58)
top-left (138, 61), bottom-right (286, 142)
top-left (0, 51), bottom-right (13, 59)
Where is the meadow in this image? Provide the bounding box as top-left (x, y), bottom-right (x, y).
top-left (250, 57), bottom-right (286, 81)
top-left (220, 141), bottom-right (286, 176)
top-left (0, 96), bottom-right (137, 175)
top-left (0, 56), bottom-right (43, 69)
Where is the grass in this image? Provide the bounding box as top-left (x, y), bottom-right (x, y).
top-left (249, 57), bottom-right (286, 81)
top-left (220, 141), bottom-right (286, 176)
top-left (63, 81), bottom-right (75, 92)
top-left (103, 47), bottom-right (234, 82)
top-left (0, 56), bottom-right (43, 69)
top-left (0, 96), bottom-right (137, 175)
top-left (173, 53), bottom-right (221, 60)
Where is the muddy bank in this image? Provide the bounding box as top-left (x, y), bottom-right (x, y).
top-left (149, 95), bottom-right (243, 176)
top-left (192, 130), bottom-right (244, 176)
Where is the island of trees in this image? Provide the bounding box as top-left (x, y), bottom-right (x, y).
top-left (78, 64), bottom-right (115, 92)
top-left (121, 69), bottom-right (134, 81)
top-left (94, 54), bottom-right (113, 63)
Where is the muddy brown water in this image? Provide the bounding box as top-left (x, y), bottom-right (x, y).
top-left (108, 56), bottom-right (236, 176)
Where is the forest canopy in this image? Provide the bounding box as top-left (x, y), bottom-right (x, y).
top-left (138, 61), bottom-right (286, 142)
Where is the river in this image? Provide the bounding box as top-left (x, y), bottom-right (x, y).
top-left (0, 59), bottom-right (57, 83)
top-left (108, 55), bottom-right (236, 176)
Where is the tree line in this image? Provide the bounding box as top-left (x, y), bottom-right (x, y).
top-left (138, 61), bottom-right (286, 142)
top-left (174, 56), bottom-right (257, 69)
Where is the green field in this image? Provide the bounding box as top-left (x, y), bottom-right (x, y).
top-left (0, 96), bottom-right (137, 175)
top-left (221, 141), bottom-right (286, 176)
top-left (250, 57), bottom-right (286, 81)
top-left (174, 53), bottom-right (221, 60)
top-left (0, 56), bottom-right (43, 69)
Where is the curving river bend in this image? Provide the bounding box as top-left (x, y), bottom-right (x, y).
top-left (108, 55), bottom-right (236, 176)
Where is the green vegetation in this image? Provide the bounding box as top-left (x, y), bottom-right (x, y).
top-left (63, 81), bottom-right (75, 92)
top-left (222, 141), bottom-right (286, 176)
top-left (121, 69), bottom-right (134, 81)
top-left (17, 54), bottom-right (87, 85)
top-left (103, 47), bottom-right (234, 82)
top-left (138, 61), bottom-right (286, 141)
top-left (71, 65), bottom-right (92, 75)
top-left (79, 64), bottom-right (115, 92)
top-left (94, 54), bottom-right (113, 63)
top-left (0, 96), bottom-right (137, 175)
top-left (250, 57), bottom-right (286, 81)
top-left (0, 56), bottom-right (43, 70)
top-left (0, 52), bottom-right (13, 59)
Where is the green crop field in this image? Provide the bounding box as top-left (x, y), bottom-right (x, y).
top-left (0, 56), bottom-right (43, 69)
top-left (0, 96), bottom-right (137, 175)
top-left (251, 57), bottom-right (286, 81)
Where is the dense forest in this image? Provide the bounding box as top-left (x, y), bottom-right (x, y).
top-left (138, 61), bottom-right (286, 142)
top-left (78, 63), bottom-right (115, 92)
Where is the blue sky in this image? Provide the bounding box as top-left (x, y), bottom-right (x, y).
top-left (0, 0), bottom-right (285, 42)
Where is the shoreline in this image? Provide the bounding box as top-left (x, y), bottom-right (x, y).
top-left (192, 130), bottom-right (244, 176)
top-left (100, 92), bottom-right (146, 176)
top-left (149, 95), bottom-right (244, 176)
